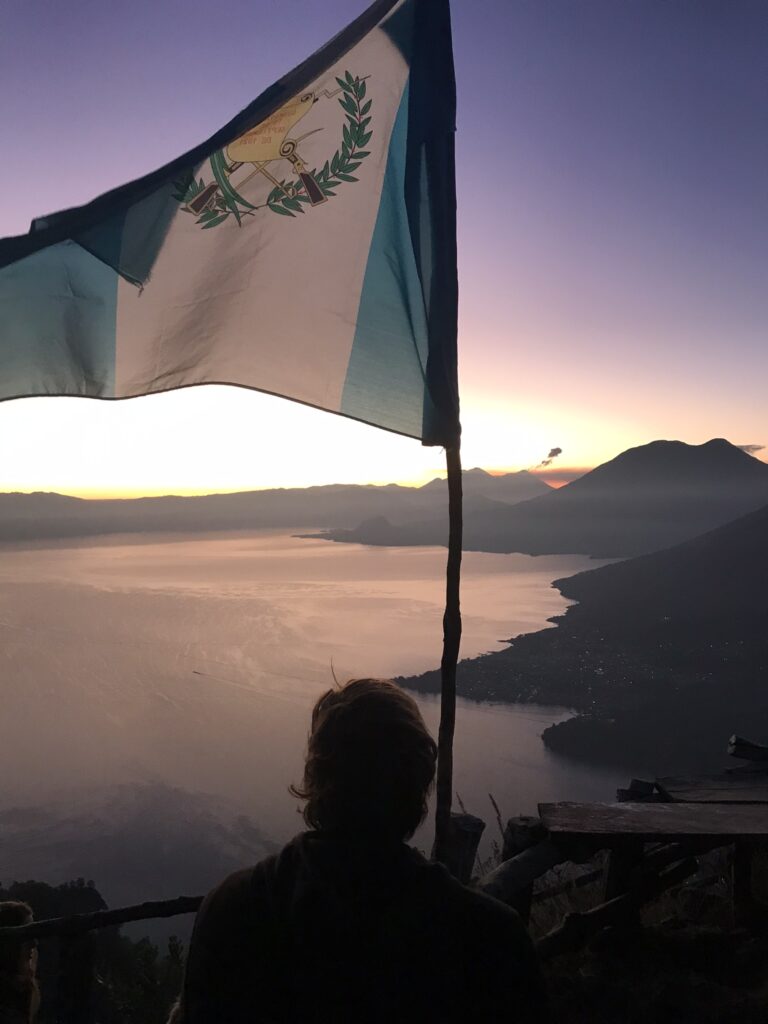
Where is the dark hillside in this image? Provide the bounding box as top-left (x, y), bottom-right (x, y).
top-left (555, 501), bottom-right (768, 629)
top-left (401, 500), bottom-right (768, 772)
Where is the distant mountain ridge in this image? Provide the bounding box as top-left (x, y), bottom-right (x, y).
top-left (326, 439), bottom-right (768, 558)
top-left (0, 469), bottom-right (548, 543)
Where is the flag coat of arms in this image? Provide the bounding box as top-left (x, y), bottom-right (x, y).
top-left (0, 0), bottom-right (459, 447)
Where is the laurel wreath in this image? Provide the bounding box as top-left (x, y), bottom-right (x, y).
top-left (172, 71), bottom-right (373, 227)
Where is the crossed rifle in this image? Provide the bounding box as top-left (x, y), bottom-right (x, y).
top-left (186, 81), bottom-right (366, 217)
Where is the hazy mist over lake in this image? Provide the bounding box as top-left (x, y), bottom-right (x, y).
top-left (0, 531), bottom-right (618, 899)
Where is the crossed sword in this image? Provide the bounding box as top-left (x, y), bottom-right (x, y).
top-left (187, 131), bottom-right (326, 217)
top-left (186, 80), bottom-right (368, 218)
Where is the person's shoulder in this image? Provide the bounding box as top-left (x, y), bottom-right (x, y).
top-left (193, 866), bottom-right (257, 939)
top-left (194, 837), bottom-right (301, 935)
top-left (204, 833), bottom-right (309, 901)
top-left (413, 854), bottom-right (531, 943)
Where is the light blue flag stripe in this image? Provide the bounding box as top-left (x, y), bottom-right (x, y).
top-left (341, 80), bottom-right (432, 439)
top-left (0, 242), bottom-right (118, 400)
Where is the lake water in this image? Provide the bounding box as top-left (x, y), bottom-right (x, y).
top-left (0, 531), bottom-right (620, 859)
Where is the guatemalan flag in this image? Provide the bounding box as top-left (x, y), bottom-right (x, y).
top-left (0, 0), bottom-right (459, 448)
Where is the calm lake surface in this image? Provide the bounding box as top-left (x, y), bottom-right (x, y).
top-left (0, 531), bottom-right (620, 853)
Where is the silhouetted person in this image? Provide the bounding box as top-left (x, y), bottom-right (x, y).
top-left (171, 678), bottom-right (547, 1023)
top-left (0, 902), bottom-right (39, 1024)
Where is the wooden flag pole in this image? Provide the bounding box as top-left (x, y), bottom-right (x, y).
top-left (433, 444), bottom-right (463, 866)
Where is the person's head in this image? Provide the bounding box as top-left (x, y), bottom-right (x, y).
top-left (291, 678), bottom-right (437, 842)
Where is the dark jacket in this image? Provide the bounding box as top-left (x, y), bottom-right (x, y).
top-left (175, 831), bottom-right (547, 1023)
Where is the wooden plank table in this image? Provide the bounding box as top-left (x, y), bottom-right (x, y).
top-left (539, 801), bottom-right (768, 842)
top-left (539, 800), bottom-right (768, 921)
top-left (656, 772), bottom-right (768, 804)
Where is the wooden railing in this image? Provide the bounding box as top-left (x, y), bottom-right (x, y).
top-left (0, 896), bottom-right (203, 943)
top-left (0, 896), bottom-right (203, 1024)
top-left (2, 781), bottom-right (763, 1022)
top-left (0, 815), bottom-right (485, 1022)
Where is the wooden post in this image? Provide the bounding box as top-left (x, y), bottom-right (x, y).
top-left (502, 816), bottom-right (548, 858)
top-left (56, 933), bottom-right (95, 1024)
top-left (603, 838), bottom-right (645, 902)
top-left (478, 839), bottom-right (567, 905)
top-left (501, 816), bottom-right (548, 923)
top-left (732, 840), bottom-right (757, 926)
top-left (433, 445), bottom-right (463, 867)
top-left (442, 812), bottom-right (485, 883)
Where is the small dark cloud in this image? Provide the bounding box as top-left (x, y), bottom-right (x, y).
top-left (737, 443), bottom-right (765, 455)
top-left (538, 447), bottom-right (563, 468)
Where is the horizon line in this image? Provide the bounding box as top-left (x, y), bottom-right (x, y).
top-left (0, 466), bottom-right (588, 501)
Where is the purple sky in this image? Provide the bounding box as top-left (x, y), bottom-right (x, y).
top-left (1, 0), bottom-right (766, 494)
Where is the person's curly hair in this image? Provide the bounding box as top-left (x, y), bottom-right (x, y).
top-left (291, 678), bottom-right (437, 841)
